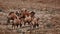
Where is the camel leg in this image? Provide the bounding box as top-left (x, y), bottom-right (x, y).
top-left (12, 23), bottom-right (15, 29)
top-left (12, 25), bottom-right (15, 29)
top-left (7, 19), bottom-right (10, 25)
top-left (24, 21), bottom-right (26, 25)
top-left (28, 21), bottom-right (31, 25)
top-left (33, 24), bottom-right (36, 28)
top-left (36, 23), bottom-right (39, 27)
top-left (20, 23), bottom-right (22, 27)
top-left (14, 25), bottom-right (15, 29)
top-left (12, 23), bottom-right (14, 29)
top-left (16, 24), bottom-right (19, 28)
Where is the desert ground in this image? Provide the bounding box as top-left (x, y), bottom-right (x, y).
top-left (0, 0), bottom-right (60, 34)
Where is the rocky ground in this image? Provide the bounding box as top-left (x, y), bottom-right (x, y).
top-left (0, 8), bottom-right (60, 34)
top-left (0, 0), bottom-right (60, 34)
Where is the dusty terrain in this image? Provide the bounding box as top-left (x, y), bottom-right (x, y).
top-left (0, 0), bottom-right (60, 34)
top-left (0, 0), bottom-right (60, 10)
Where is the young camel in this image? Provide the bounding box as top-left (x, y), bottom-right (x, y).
top-left (31, 17), bottom-right (40, 28)
top-left (24, 15), bottom-right (32, 25)
top-left (12, 17), bottom-right (22, 29)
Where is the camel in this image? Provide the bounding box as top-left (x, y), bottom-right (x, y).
top-left (7, 12), bottom-right (17, 24)
top-left (31, 17), bottom-right (40, 28)
top-left (12, 17), bottom-right (22, 29)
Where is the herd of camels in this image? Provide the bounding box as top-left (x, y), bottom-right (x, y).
top-left (7, 8), bottom-right (40, 29)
